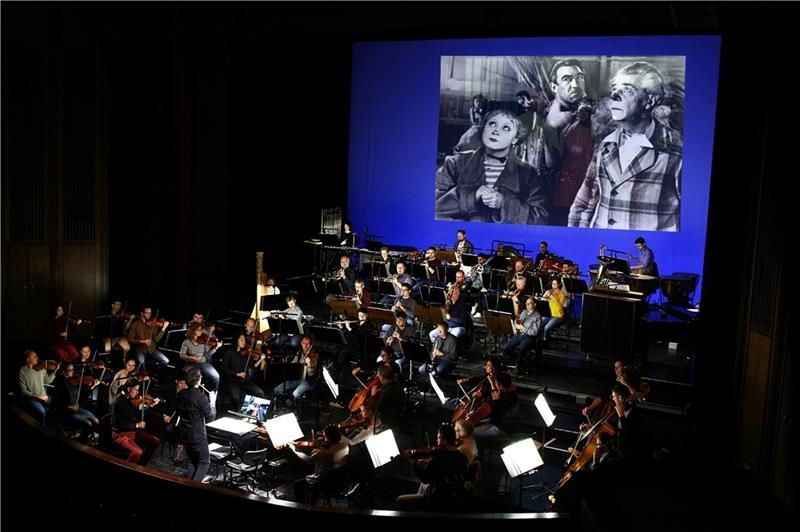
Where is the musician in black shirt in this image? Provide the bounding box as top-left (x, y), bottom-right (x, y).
top-left (220, 334), bottom-right (267, 407)
top-left (176, 368), bottom-right (215, 482)
top-left (535, 241), bottom-right (553, 269)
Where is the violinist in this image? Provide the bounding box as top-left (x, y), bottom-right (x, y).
top-left (105, 298), bottom-right (134, 356)
top-left (17, 350), bottom-right (57, 426)
top-left (419, 321), bottom-right (458, 378)
top-left (500, 296), bottom-right (542, 363)
top-left (243, 317), bottom-right (264, 347)
top-left (275, 335), bottom-right (319, 412)
top-left (353, 345), bottom-right (400, 392)
top-left (396, 423), bottom-right (468, 509)
top-left (175, 368), bottom-right (215, 482)
top-left (73, 344), bottom-right (107, 404)
top-left (179, 323), bottom-right (220, 400)
top-left (109, 357), bottom-right (150, 404)
top-left (51, 363), bottom-right (100, 442)
top-left (288, 424), bottom-right (349, 504)
top-left (581, 360), bottom-right (648, 421)
top-left (45, 305), bottom-right (81, 362)
top-left (110, 380), bottom-right (161, 465)
top-left (454, 419), bottom-right (478, 466)
top-left (219, 334), bottom-right (267, 407)
top-left (126, 306), bottom-right (170, 368)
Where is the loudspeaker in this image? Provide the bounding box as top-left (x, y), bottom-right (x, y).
top-left (580, 292), bottom-right (646, 359)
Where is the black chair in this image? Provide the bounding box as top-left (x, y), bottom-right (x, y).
top-left (225, 447), bottom-right (269, 492)
top-left (316, 464), bottom-right (357, 507)
top-left (98, 413), bottom-right (127, 459)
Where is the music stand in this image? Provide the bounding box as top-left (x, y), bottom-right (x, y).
top-left (534, 393), bottom-right (556, 446)
top-left (422, 286), bottom-right (446, 306)
top-left (330, 298), bottom-right (359, 319)
top-left (501, 437), bottom-right (545, 508)
top-left (322, 366), bottom-right (339, 400)
top-left (264, 413), bottom-right (304, 448)
top-left (428, 373), bottom-right (448, 405)
top-left (482, 311), bottom-right (514, 353)
top-left (260, 294), bottom-right (285, 312)
top-left (415, 305), bottom-right (446, 329)
top-left (562, 277), bottom-right (589, 295)
top-left (365, 429), bottom-right (400, 469)
top-left (486, 295), bottom-right (515, 315)
top-left (401, 341), bottom-right (431, 383)
top-left (365, 307), bottom-right (397, 328)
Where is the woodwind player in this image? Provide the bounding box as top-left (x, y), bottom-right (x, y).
top-left (500, 297), bottom-right (541, 363)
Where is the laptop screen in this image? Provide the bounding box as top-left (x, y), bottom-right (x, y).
top-left (239, 395), bottom-right (271, 422)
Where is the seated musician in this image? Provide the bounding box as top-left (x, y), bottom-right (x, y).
top-left (324, 254), bottom-right (357, 305)
top-left (381, 313), bottom-right (414, 369)
top-left (336, 307), bottom-right (376, 378)
top-left (455, 418), bottom-right (478, 466)
top-left (428, 269), bottom-right (470, 342)
top-left (341, 400), bottom-right (382, 446)
top-left (501, 297), bottom-right (542, 362)
top-left (472, 372), bottom-right (519, 442)
top-left (505, 258), bottom-right (527, 287)
top-left (541, 278), bottom-right (567, 342)
top-left (106, 297), bottom-right (133, 359)
top-left (396, 423), bottom-right (468, 509)
top-left (453, 229), bottom-right (475, 257)
top-left (179, 323), bottom-right (220, 401)
top-left (51, 363), bottom-right (101, 442)
top-left (357, 345), bottom-right (401, 382)
top-left (243, 318), bottom-right (264, 347)
top-left (535, 240), bottom-right (553, 269)
top-left (274, 335), bottom-right (319, 412)
top-left (73, 344), bottom-right (106, 404)
top-left (423, 246), bottom-right (441, 283)
top-left (610, 383), bottom-right (644, 461)
top-left (109, 357), bottom-right (148, 404)
top-left (377, 246), bottom-right (393, 278)
top-left (374, 365), bottom-right (405, 429)
top-left (581, 360), bottom-right (648, 420)
top-left (390, 262), bottom-right (414, 297)
top-left (629, 236), bottom-right (656, 276)
top-left (126, 306), bottom-right (170, 368)
top-left (271, 295), bottom-right (305, 352)
top-left (351, 278), bottom-right (372, 309)
top-left (17, 350), bottom-right (57, 426)
top-left (419, 321), bottom-right (458, 378)
top-left (110, 380), bottom-right (161, 465)
top-left (45, 305), bottom-right (81, 363)
top-left (288, 424), bottom-right (350, 504)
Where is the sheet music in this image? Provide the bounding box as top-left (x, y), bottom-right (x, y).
top-left (428, 373), bottom-right (448, 405)
top-left (322, 366), bottom-right (339, 399)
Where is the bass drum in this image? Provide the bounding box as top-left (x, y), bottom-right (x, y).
top-left (627, 274), bottom-right (659, 295)
top-left (660, 274), bottom-right (698, 305)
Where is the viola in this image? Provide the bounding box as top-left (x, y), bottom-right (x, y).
top-left (198, 333), bottom-right (220, 349)
top-left (130, 394), bottom-right (160, 407)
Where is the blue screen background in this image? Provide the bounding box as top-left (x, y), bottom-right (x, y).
top-left (348, 36), bottom-right (720, 300)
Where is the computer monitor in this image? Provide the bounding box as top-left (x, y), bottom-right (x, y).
top-left (239, 394), bottom-right (271, 423)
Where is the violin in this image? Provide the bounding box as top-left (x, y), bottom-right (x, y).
top-left (197, 333), bottom-right (220, 349)
top-left (130, 394), bottom-right (160, 407)
top-left (69, 375), bottom-right (97, 388)
top-left (145, 318), bottom-right (169, 327)
top-left (34, 360), bottom-right (60, 372)
top-left (402, 445), bottom-right (449, 460)
top-left (239, 346), bottom-right (269, 360)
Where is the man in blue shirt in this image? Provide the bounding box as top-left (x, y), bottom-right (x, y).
top-left (630, 237), bottom-right (655, 275)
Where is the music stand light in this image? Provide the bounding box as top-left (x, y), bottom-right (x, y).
top-left (365, 429), bottom-right (400, 469)
top-left (322, 366), bottom-right (339, 399)
top-left (428, 373), bottom-right (447, 405)
top-left (264, 413), bottom-right (304, 448)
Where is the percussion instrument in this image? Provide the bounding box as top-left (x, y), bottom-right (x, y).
top-left (627, 274), bottom-right (659, 296)
top-left (538, 255), bottom-right (569, 273)
top-left (660, 273), bottom-right (699, 305)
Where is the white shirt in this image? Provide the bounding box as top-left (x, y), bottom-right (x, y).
top-left (619, 119), bottom-right (655, 174)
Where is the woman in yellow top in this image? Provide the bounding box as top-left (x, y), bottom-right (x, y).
top-left (542, 278), bottom-right (567, 341)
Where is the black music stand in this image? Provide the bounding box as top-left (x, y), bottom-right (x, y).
top-left (400, 341), bottom-right (430, 383)
top-left (308, 324), bottom-right (346, 351)
top-left (260, 294), bottom-right (285, 312)
top-left (421, 285), bottom-right (446, 306)
top-left (483, 311), bottom-right (515, 353)
top-left (330, 298), bottom-right (359, 320)
top-left (486, 294), bottom-right (515, 315)
top-left (562, 277), bottom-right (589, 295)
